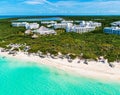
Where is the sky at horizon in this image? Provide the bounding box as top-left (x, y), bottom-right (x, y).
top-left (0, 0), bottom-right (120, 15)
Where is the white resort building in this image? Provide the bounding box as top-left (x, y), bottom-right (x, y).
top-left (71, 26), bottom-right (95, 33)
top-left (53, 20), bottom-right (74, 29)
top-left (66, 21), bottom-right (101, 33)
top-left (25, 23), bottom-right (39, 29)
top-left (104, 27), bottom-right (120, 35)
top-left (12, 22), bottom-right (29, 27)
top-left (104, 21), bottom-right (120, 35)
top-left (111, 21), bottom-right (120, 27)
top-left (61, 20), bottom-right (74, 23)
top-left (53, 23), bottom-right (68, 29)
top-left (41, 21), bottom-right (57, 24)
top-left (33, 26), bottom-right (56, 35)
top-left (12, 22), bottom-right (39, 30)
top-left (79, 21), bottom-right (101, 27)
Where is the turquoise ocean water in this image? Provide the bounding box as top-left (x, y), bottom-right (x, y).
top-left (0, 56), bottom-right (120, 95)
top-left (0, 16), bottom-right (19, 19)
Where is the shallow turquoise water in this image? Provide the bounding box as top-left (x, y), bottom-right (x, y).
top-left (0, 56), bottom-right (120, 95)
top-left (15, 17), bottom-right (63, 22)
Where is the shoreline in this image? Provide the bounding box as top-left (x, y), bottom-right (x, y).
top-left (0, 48), bottom-right (120, 82)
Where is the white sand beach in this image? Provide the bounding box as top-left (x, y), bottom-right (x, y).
top-left (0, 48), bottom-right (120, 81)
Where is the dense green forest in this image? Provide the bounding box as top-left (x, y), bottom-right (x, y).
top-left (0, 16), bottom-right (120, 62)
